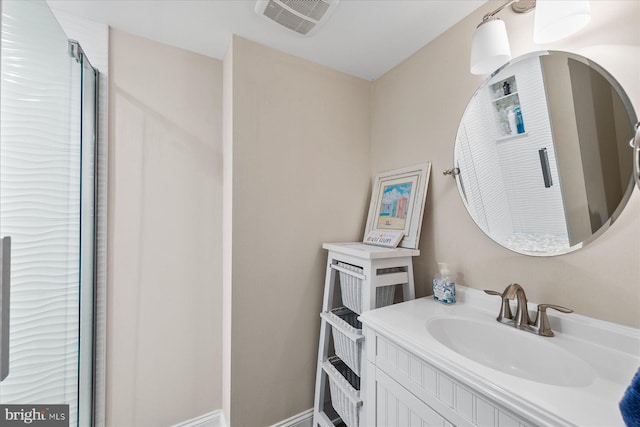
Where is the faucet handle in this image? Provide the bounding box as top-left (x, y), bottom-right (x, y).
top-left (538, 304), bottom-right (573, 314)
top-left (534, 304), bottom-right (573, 337)
top-left (484, 289), bottom-right (513, 321)
top-left (484, 289), bottom-right (501, 297)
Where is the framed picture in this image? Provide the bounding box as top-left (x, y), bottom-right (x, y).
top-left (364, 163), bottom-right (431, 249)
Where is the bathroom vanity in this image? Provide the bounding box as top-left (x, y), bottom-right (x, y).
top-left (359, 286), bottom-right (639, 426)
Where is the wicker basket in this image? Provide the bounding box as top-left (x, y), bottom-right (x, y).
top-left (338, 262), bottom-right (396, 314)
top-left (323, 356), bottom-right (362, 427)
top-left (323, 307), bottom-right (363, 375)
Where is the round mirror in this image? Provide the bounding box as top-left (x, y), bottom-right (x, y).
top-left (454, 51), bottom-right (637, 256)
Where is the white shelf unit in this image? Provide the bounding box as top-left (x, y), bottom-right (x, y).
top-left (312, 242), bottom-right (418, 427)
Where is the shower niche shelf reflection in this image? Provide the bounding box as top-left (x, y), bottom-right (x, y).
top-left (491, 75), bottom-right (525, 138)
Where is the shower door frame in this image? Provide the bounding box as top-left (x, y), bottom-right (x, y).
top-left (0, 1), bottom-right (105, 425)
top-left (71, 39), bottom-right (101, 427)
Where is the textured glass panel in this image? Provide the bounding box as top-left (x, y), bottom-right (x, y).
top-left (1, 1), bottom-right (82, 425)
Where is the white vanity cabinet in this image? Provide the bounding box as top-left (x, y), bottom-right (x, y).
top-left (359, 288), bottom-right (640, 427)
top-left (363, 327), bottom-right (533, 427)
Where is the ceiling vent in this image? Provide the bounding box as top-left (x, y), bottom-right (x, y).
top-left (255, 0), bottom-right (339, 36)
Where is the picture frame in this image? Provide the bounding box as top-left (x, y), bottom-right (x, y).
top-left (363, 163), bottom-right (431, 249)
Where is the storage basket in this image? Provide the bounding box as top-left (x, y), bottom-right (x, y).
top-left (322, 307), bottom-right (363, 375)
top-left (323, 356), bottom-right (362, 427)
top-left (337, 262), bottom-right (397, 314)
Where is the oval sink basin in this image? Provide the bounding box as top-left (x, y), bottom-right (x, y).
top-left (427, 317), bottom-right (596, 387)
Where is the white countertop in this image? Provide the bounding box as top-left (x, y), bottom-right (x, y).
top-left (358, 286), bottom-right (640, 426)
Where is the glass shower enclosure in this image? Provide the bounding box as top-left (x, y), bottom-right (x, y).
top-left (0, 1), bottom-right (98, 425)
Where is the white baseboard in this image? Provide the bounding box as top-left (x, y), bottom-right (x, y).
top-left (171, 410), bottom-right (226, 427)
top-left (175, 407), bottom-right (312, 427)
top-left (269, 408), bottom-right (313, 427)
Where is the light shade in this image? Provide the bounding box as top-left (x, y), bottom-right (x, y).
top-left (470, 18), bottom-right (511, 75)
top-left (534, 0), bottom-right (591, 44)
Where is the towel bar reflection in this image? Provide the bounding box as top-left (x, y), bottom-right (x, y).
top-left (539, 148), bottom-right (553, 188)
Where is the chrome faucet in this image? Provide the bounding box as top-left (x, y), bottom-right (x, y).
top-left (504, 283), bottom-right (531, 327)
top-left (485, 283), bottom-right (573, 337)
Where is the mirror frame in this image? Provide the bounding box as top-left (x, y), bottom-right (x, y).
top-left (455, 50), bottom-right (637, 256)
top-left (634, 122), bottom-right (640, 188)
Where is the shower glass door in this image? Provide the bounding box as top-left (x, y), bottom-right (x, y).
top-left (0, 1), bottom-right (96, 425)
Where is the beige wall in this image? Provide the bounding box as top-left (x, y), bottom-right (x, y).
top-left (224, 36), bottom-right (371, 426)
top-left (108, 29), bottom-right (223, 426)
top-left (372, 0), bottom-right (640, 327)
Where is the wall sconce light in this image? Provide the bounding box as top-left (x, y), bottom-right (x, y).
top-left (470, 16), bottom-right (512, 75)
top-left (470, 0), bottom-right (591, 75)
top-left (533, 0), bottom-right (591, 44)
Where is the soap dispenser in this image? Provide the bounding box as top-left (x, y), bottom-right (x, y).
top-left (433, 262), bottom-right (456, 304)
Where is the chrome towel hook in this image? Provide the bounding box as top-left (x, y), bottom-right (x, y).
top-left (443, 167), bottom-right (460, 177)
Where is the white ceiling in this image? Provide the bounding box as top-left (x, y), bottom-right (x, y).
top-left (46, 0), bottom-right (486, 81)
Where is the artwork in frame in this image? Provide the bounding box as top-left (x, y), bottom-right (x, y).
top-left (364, 163), bottom-right (432, 249)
